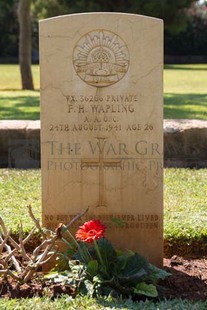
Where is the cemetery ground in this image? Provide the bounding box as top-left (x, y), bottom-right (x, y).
top-left (0, 64), bottom-right (207, 120)
top-left (0, 63), bottom-right (207, 308)
top-left (0, 168), bottom-right (207, 309)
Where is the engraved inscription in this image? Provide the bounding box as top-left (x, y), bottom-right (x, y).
top-left (67, 103), bottom-right (135, 113)
top-left (73, 30), bottom-right (129, 87)
top-left (44, 213), bottom-right (160, 231)
top-left (49, 123), bottom-right (154, 132)
top-left (66, 94), bottom-right (138, 103)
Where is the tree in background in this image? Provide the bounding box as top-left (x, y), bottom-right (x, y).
top-left (31, 0), bottom-right (198, 62)
top-left (0, 0), bottom-right (18, 59)
top-left (165, 1), bottom-right (207, 56)
top-left (17, 0), bottom-right (34, 90)
top-left (31, 0), bottom-right (69, 19)
top-left (129, 0), bottom-right (196, 33)
top-left (32, 0), bottom-right (196, 33)
top-left (0, 0), bottom-right (204, 69)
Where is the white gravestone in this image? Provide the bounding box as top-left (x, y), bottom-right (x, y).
top-left (39, 13), bottom-right (163, 266)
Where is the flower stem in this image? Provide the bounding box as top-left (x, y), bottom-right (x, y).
top-left (61, 224), bottom-right (87, 262)
top-left (62, 224), bottom-right (79, 248)
top-left (93, 239), bottom-right (106, 272)
top-left (82, 243), bottom-right (92, 263)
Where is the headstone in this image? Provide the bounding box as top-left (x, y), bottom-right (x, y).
top-left (8, 139), bottom-right (40, 168)
top-left (40, 13), bottom-right (163, 266)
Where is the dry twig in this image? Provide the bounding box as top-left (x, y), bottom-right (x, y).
top-left (0, 206), bottom-right (58, 282)
top-left (27, 205), bottom-right (46, 240)
top-left (0, 206), bottom-right (89, 283)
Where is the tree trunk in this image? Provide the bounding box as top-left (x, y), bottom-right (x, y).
top-left (17, 0), bottom-right (34, 90)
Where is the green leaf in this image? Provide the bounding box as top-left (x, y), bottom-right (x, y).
top-left (44, 270), bottom-right (71, 280)
top-left (119, 268), bottom-right (148, 283)
top-left (86, 260), bottom-right (98, 277)
top-left (111, 217), bottom-right (126, 227)
top-left (83, 279), bottom-right (94, 296)
top-left (116, 249), bottom-right (124, 256)
top-left (79, 281), bottom-right (88, 296)
top-left (93, 274), bottom-right (104, 283)
top-left (43, 270), bottom-right (75, 286)
top-left (134, 282), bottom-right (158, 297)
top-left (115, 253), bottom-right (129, 273)
top-left (120, 253), bottom-right (149, 280)
top-left (44, 271), bottom-right (60, 279)
top-left (147, 264), bottom-right (171, 282)
top-left (97, 238), bottom-right (116, 268)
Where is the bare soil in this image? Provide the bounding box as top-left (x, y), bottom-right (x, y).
top-left (161, 256), bottom-right (207, 301)
top-left (0, 256), bottom-right (207, 301)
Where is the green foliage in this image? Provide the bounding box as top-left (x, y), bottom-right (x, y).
top-left (134, 282), bottom-right (158, 298)
top-left (1, 168), bottom-right (207, 307)
top-left (44, 221), bottom-right (170, 298)
top-left (32, 0), bottom-right (195, 33)
top-left (165, 2), bottom-right (207, 55)
top-left (1, 295), bottom-right (207, 310)
top-left (147, 263), bottom-right (171, 283)
top-left (165, 17), bottom-right (207, 56)
top-left (96, 238), bottom-right (116, 269)
top-left (117, 253), bottom-right (149, 283)
top-left (32, 0), bottom-right (70, 20)
top-left (48, 233), bottom-right (169, 299)
top-left (0, 168), bottom-right (207, 307)
top-left (0, 0), bottom-right (18, 58)
top-left (87, 260), bottom-right (98, 277)
top-left (0, 0), bottom-right (202, 63)
top-left (0, 167), bottom-right (207, 250)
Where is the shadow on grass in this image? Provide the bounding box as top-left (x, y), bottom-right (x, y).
top-left (1, 92), bottom-right (207, 120)
top-left (0, 95), bottom-right (40, 120)
top-left (164, 93), bottom-right (207, 119)
top-left (164, 65), bottom-right (207, 71)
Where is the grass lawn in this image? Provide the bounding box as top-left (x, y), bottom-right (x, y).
top-left (164, 64), bottom-right (207, 119)
top-left (0, 64), bottom-right (207, 120)
top-left (0, 168), bottom-right (207, 308)
top-left (1, 295), bottom-right (207, 310)
top-left (0, 90), bottom-right (40, 120)
top-left (0, 65), bottom-right (40, 120)
top-left (0, 64), bottom-right (40, 90)
top-left (164, 168), bottom-right (207, 243)
top-left (0, 168), bottom-right (206, 245)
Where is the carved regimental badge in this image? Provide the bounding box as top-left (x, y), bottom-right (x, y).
top-left (73, 30), bottom-right (129, 87)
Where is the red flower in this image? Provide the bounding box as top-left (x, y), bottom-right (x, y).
top-left (75, 220), bottom-right (106, 243)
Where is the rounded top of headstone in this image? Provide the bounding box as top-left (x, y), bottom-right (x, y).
top-left (73, 29), bottom-right (129, 88)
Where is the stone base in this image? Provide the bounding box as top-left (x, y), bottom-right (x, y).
top-left (0, 120), bottom-right (40, 168)
top-left (164, 119), bottom-right (207, 168)
top-left (0, 119), bottom-right (207, 168)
